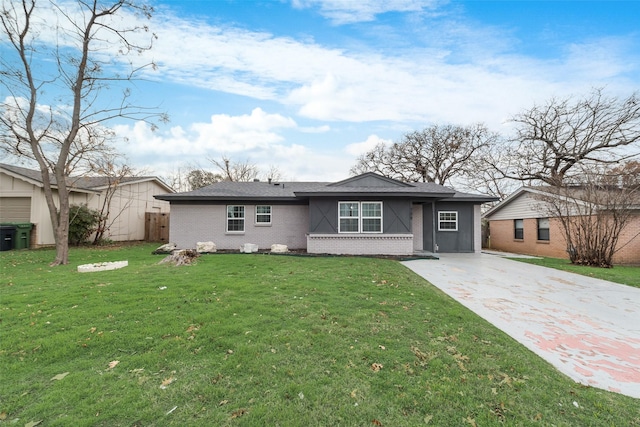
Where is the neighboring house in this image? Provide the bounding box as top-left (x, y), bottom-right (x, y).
top-left (154, 172), bottom-right (497, 256)
top-left (0, 163), bottom-right (173, 247)
top-left (483, 186), bottom-right (640, 265)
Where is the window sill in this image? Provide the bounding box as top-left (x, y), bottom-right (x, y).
top-left (513, 239), bottom-right (524, 242)
top-left (536, 240), bottom-right (550, 244)
top-left (254, 223), bottom-right (272, 227)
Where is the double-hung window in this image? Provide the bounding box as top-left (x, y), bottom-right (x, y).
top-left (338, 201), bottom-right (382, 233)
top-left (514, 219), bottom-right (524, 239)
top-left (361, 202), bottom-right (382, 232)
top-left (438, 211), bottom-right (458, 231)
top-left (256, 205), bottom-right (272, 224)
top-left (537, 218), bottom-right (550, 241)
top-left (227, 205), bottom-right (245, 232)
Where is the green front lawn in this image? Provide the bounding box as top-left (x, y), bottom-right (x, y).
top-left (1, 244), bottom-right (638, 426)
top-left (509, 256), bottom-right (640, 288)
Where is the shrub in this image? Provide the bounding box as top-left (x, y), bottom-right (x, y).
top-left (68, 204), bottom-right (102, 245)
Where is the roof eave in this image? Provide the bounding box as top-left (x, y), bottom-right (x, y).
top-left (442, 196), bottom-right (500, 203)
top-left (154, 195), bottom-right (300, 202)
top-left (293, 191), bottom-right (455, 198)
top-left (90, 177), bottom-right (175, 193)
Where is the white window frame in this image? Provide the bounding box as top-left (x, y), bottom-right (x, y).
top-left (338, 201), bottom-right (383, 234)
top-left (255, 205), bottom-right (272, 225)
top-left (438, 211), bottom-right (458, 231)
top-left (226, 205), bottom-right (245, 233)
top-left (537, 217), bottom-right (550, 241)
top-left (514, 218), bottom-right (524, 240)
top-left (361, 201), bottom-right (383, 233)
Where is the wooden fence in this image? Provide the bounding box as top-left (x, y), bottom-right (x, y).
top-left (145, 212), bottom-right (169, 242)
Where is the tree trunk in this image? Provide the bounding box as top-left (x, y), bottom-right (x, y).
top-left (50, 172), bottom-right (71, 265)
top-left (52, 226), bottom-right (70, 266)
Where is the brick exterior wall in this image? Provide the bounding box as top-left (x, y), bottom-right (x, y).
top-left (169, 204), bottom-right (309, 250)
top-left (307, 234), bottom-right (414, 255)
top-left (614, 213), bottom-right (640, 265)
top-left (488, 218), bottom-right (568, 258)
top-left (489, 213), bottom-right (640, 265)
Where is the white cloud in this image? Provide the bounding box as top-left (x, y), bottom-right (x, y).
top-left (292, 0), bottom-right (439, 24)
top-left (115, 108), bottom-right (296, 157)
top-left (20, 1), bottom-right (638, 131)
top-left (9, 0), bottom-right (639, 181)
top-left (299, 125), bottom-right (331, 133)
top-left (191, 108), bottom-right (297, 152)
top-left (345, 134), bottom-right (392, 156)
top-left (111, 109), bottom-right (354, 181)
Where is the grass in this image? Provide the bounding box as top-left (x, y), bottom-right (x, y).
top-left (508, 256), bottom-right (640, 288)
top-left (1, 244), bottom-right (639, 426)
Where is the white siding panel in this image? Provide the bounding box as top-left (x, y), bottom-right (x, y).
top-left (474, 204), bottom-right (482, 253)
top-left (412, 204), bottom-right (423, 251)
top-left (489, 193), bottom-right (549, 220)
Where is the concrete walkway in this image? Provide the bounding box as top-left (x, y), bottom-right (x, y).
top-left (402, 253), bottom-right (640, 399)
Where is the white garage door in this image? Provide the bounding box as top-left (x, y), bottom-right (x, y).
top-left (0, 197), bottom-right (31, 222)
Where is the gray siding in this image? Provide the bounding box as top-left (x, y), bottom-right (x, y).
top-left (308, 197), bottom-right (412, 234)
top-left (424, 201), bottom-right (476, 253)
top-left (169, 203), bottom-right (308, 250)
top-left (309, 199), bottom-right (337, 233)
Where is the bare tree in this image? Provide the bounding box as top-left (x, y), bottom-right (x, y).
top-left (534, 163), bottom-right (639, 268)
top-left (89, 156), bottom-right (135, 244)
top-left (262, 164), bottom-right (283, 182)
top-left (209, 156), bottom-right (260, 182)
top-left (351, 123), bottom-right (498, 185)
top-left (462, 142), bottom-right (520, 200)
top-left (0, 0), bottom-right (165, 265)
top-left (503, 88), bottom-right (640, 186)
top-left (186, 168), bottom-right (221, 190)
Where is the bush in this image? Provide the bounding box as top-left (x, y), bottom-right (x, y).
top-left (68, 204), bottom-right (102, 245)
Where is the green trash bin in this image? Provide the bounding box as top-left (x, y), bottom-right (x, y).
top-left (13, 223), bottom-right (33, 249)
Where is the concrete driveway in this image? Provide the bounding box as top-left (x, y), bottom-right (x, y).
top-left (402, 253), bottom-right (640, 399)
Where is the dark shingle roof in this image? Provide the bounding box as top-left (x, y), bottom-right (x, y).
top-left (155, 173), bottom-right (497, 203)
top-left (1, 163), bottom-right (173, 192)
top-left (156, 181), bottom-right (326, 201)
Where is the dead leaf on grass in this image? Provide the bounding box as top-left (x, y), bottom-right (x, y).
top-left (50, 372), bottom-right (69, 381)
top-left (463, 415), bottom-right (477, 427)
top-left (230, 408), bottom-right (248, 419)
top-left (370, 363), bottom-right (383, 372)
top-left (24, 421), bottom-right (42, 427)
top-left (160, 376), bottom-right (175, 389)
top-left (107, 360), bottom-right (120, 370)
top-left (372, 419), bottom-right (383, 426)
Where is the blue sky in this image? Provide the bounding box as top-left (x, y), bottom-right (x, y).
top-left (3, 0), bottom-right (640, 182)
